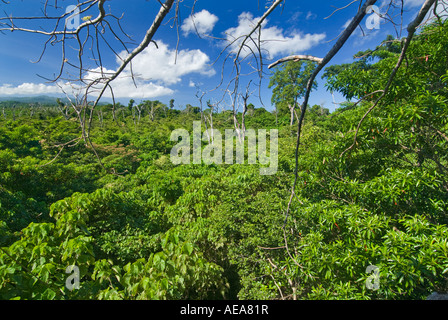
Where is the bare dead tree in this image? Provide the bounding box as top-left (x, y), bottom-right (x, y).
top-left (206, 99), bottom-right (217, 142)
top-left (208, 0), bottom-right (284, 124)
top-left (29, 104), bottom-right (35, 118)
top-left (97, 109), bottom-right (103, 128)
top-left (135, 104), bottom-right (143, 126)
top-left (225, 88), bottom-right (243, 144)
top-left (56, 98), bottom-right (70, 120)
top-left (147, 101), bottom-right (161, 122)
top-left (195, 87), bottom-right (211, 143)
top-left (240, 80), bottom-right (255, 141)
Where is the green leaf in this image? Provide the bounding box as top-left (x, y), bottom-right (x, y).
top-left (183, 243), bottom-right (194, 256)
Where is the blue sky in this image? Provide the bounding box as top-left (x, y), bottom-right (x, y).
top-left (0, 0), bottom-right (430, 112)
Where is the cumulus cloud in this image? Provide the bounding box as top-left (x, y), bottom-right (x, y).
top-left (87, 41), bottom-right (215, 98)
top-left (0, 79), bottom-right (174, 100)
top-left (84, 67), bottom-right (175, 99)
top-left (0, 40), bottom-right (215, 99)
top-left (0, 83), bottom-right (62, 96)
top-left (224, 12), bottom-right (326, 59)
top-left (181, 9), bottom-right (219, 36)
top-left (118, 40), bottom-right (215, 85)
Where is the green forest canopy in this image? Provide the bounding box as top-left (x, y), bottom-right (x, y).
top-left (0, 20), bottom-right (447, 300)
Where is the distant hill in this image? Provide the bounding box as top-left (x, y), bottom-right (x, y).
top-left (0, 96), bottom-right (109, 106)
top-left (0, 96), bottom-right (67, 105)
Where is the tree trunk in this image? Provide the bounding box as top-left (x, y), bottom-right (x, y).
top-left (242, 102), bottom-right (248, 142)
top-left (112, 105), bottom-right (117, 123)
top-left (97, 110), bottom-right (103, 127)
top-left (136, 105), bottom-right (142, 124)
top-left (290, 105), bottom-right (294, 127)
top-left (210, 110), bottom-right (214, 143)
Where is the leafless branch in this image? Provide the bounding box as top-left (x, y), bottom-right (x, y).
top-left (325, 0), bottom-right (360, 20)
top-left (38, 137), bottom-right (82, 168)
top-left (268, 55), bottom-right (324, 69)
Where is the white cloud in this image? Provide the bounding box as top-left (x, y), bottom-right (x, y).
top-left (224, 12), bottom-right (326, 59)
top-left (118, 40), bottom-right (215, 85)
top-left (0, 83), bottom-right (62, 96)
top-left (306, 11), bottom-right (317, 20)
top-left (342, 18), bottom-right (353, 30)
top-left (0, 79), bottom-right (174, 100)
top-left (0, 40), bottom-right (215, 100)
top-left (84, 67), bottom-right (175, 99)
top-left (181, 9), bottom-right (219, 36)
top-left (87, 40), bottom-right (215, 98)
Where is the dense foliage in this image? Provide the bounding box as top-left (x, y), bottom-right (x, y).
top-left (0, 21), bottom-right (447, 300)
